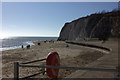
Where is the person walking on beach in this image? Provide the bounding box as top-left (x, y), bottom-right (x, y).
top-left (21, 45), bottom-right (24, 48)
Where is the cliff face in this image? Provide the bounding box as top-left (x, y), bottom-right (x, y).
top-left (58, 11), bottom-right (120, 41)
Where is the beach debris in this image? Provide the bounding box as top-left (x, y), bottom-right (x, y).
top-left (66, 44), bottom-right (69, 47)
top-left (26, 45), bottom-right (30, 49)
top-left (38, 43), bottom-right (41, 45)
top-left (49, 40), bottom-right (51, 43)
top-left (44, 41), bottom-right (46, 43)
top-left (101, 40), bottom-right (106, 44)
top-left (49, 40), bottom-right (54, 43)
top-left (44, 40), bottom-right (48, 43)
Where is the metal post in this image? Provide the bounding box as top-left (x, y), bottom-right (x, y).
top-left (114, 66), bottom-right (120, 80)
top-left (14, 62), bottom-right (19, 80)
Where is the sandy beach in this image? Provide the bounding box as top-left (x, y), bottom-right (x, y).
top-left (2, 1), bottom-right (119, 79)
top-left (2, 39), bottom-right (114, 78)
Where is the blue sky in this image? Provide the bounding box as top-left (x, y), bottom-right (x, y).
top-left (2, 2), bottom-right (118, 37)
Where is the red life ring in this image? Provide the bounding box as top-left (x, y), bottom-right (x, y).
top-left (46, 52), bottom-right (60, 78)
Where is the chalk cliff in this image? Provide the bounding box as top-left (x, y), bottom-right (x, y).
top-left (58, 11), bottom-right (120, 41)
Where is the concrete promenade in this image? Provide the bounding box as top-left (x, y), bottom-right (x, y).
top-left (66, 38), bottom-right (118, 78)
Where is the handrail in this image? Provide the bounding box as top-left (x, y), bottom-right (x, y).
top-left (19, 64), bottom-right (116, 72)
top-left (20, 58), bottom-right (46, 64)
top-left (14, 60), bottom-right (120, 80)
top-left (14, 58), bottom-right (46, 80)
top-left (21, 72), bottom-right (43, 79)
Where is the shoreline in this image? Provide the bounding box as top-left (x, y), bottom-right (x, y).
top-left (0, 41), bottom-right (35, 51)
top-left (1, 37), bottom-right (58, 51)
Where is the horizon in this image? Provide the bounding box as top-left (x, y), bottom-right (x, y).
top-left (0, 35), bottom-right (58, 39)
top-left (1, 2), bottom-right (118, 38)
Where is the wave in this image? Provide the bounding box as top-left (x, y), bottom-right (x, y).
top-left (0, 41), bottom-right (35, 51)
top-left (1, 37), bottom-right (57, 51)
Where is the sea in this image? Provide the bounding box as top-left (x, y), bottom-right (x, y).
top-left (0, 37), bottom-right (58, 51)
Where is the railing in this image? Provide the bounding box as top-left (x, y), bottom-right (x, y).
top-left (14, 58), bottom-right (120, 80)
top-left (14, 58), bottom-right (46, 80)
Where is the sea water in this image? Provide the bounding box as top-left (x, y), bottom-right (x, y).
top-left (0, 37), bottom-right (58, 51)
